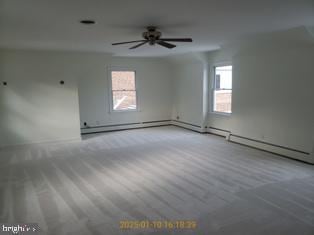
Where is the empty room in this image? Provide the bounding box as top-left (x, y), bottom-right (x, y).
top-left (1, 0), bottom-right (314, 234)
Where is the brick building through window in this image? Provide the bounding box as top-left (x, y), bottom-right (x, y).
top-left (213, 65), bottom-right (232, 113)
top-left (111, 71), bottom-right (137, 111)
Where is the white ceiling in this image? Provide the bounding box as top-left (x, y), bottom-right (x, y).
top-left (0, 0), bottom-right (313, 57)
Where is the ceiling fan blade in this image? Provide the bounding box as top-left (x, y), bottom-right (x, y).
top-left (129, 41), bottom-right (148, 49)
top-left (160, 38), bottom-right (192, 42)
top-left (112, 40), bottom-right (146, 45)
top-left (156, 41), bottom-right (176, 49)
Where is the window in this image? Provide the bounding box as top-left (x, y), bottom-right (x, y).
top-left (213, 65), bottom-right (232, 114)
top-left (110, 70), bottom-right (137, 111)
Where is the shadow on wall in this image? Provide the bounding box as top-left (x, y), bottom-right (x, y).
top-left (0, 81), bottom-right (78, 147)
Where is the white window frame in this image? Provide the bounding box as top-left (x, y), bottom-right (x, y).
top-left (108, 67), bottom-right (139, 113)
top-left (211, 63), bottom-right (232, 115)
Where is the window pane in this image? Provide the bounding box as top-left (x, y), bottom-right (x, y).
top-left (111, 71), bottom-right (135, 91)
top-left (214, 90), bottom-right (232, 113)
top-left (215, 66), bottom-right (232, 89)
top-left (215, 74), bottom-right (221, 89)
top-left (113, 91), bottom-right (137, 110)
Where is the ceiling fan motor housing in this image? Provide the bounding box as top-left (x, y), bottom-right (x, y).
top-left (142, 27), bottom-right (162, 45)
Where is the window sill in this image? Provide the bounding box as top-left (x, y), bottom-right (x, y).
top-left (210, 111), bottom-right (232, 116)
top-left (109, 109), bottom-right (140, 113)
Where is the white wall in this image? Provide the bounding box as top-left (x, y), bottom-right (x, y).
top-left (207, 47), bottom-right (238, 131)
top-left (168, 27), bottom-right (314, 162)
top-left (78, 55), bottom-right (173, 128)
top-left (168, 53), bottom-right (208, 129)
top-left (1, 27), bottom-right (313, 163)
top-left (0, 49), bottom-right (81, 147)
top-left (207, 27), bottom-right (314, 162)
top-left (0, 49), bottom-right (174, 146)
top-left (230, 50), bottom-right (314, 151)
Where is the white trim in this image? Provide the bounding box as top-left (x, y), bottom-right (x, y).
top-left (81, 121), bottom-right (171, 134)
top-left (107, 67), bottom-right (139, 113)
top-left (171, 120), bottom-right (205, 133)
top-left (210, 62), bottom-right (233, 115)
top-left (207, 127), bottom-right (230, 137)
top-left (210, 110), bottom-right (232, 116)
top-left (229, 135), bottom-right (314, 164)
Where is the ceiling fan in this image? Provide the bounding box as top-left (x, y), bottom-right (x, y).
top-left (112, 26), bottom-right (192, 49)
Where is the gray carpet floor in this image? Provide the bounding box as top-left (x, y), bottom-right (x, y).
top-left (0, 126), bottom-right (314, 235)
